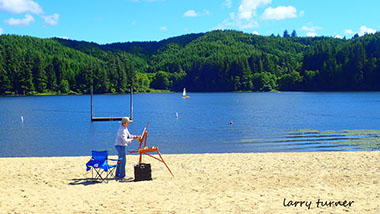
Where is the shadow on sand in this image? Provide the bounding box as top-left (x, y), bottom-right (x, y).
top-left (68, 177), bottom-right (134, 186)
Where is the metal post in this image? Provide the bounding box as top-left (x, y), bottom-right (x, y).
top-left (91, 87), bottom-right (93, 121)
top-left (130, 85), bottom-right (133, 120)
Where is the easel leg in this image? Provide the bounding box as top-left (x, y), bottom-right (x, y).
top-left (157, 151), bottom-right (174, 177)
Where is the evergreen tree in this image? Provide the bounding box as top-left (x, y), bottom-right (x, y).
top-left (291, 30), bottom-right (297, 37)
top-left (46, 62), bottom-right (58, 91)
top-left (0, 64), bottom-right (11, 94)
top-left (283, 30), bottom-right (290, 38)
top-left (151, 71), bottom-right (170, 90)
top-left (19, 59), bottom-right (35, 94)
top-left (115, 57), bottom-right (128, 93)
top-left (33, 54), bottom-right (48, 92)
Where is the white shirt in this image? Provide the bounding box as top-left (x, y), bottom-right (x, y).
top-left (115, 125), bottom-right (134, 146)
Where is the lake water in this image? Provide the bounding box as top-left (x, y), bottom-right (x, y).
top-left (1, 92), bottom-right (380, 157)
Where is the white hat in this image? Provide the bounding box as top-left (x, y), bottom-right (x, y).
top-left (122, 117), bottom-right (130, 123)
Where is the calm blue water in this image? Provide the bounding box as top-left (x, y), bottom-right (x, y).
top-left (1, 92), bottom-right (380, 157)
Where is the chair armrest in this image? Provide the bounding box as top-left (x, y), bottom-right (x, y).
top-left (109, 158), bottom-right (123, 164)
top-left (86, 159), bottom-right (94, 171)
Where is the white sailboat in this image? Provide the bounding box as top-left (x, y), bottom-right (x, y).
top-left (182, 88), bottom-right (189, 98)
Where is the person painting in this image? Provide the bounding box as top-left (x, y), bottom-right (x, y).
top-left (115, 117), bottom-right (140, 180)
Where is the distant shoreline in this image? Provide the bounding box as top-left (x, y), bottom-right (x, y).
top-left (3, 89), bottom-right (380, 98)
top-left (0, 89), bottom-right (174, 97)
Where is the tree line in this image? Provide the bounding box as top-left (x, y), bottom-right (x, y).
top-left (1, 30), bottom-right (380, 95)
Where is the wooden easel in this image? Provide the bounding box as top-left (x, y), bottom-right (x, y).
top-left (129, 122), bottom-right (174, 177)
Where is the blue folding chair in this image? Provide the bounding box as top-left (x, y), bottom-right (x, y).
top-left (86, 150), bottom-right (121, 183)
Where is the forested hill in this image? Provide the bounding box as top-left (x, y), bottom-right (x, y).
top-left (1, 30), bottom-right (380, 95)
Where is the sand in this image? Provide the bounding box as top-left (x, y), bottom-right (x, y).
top-left (0, 151), bottom-right (379, 214)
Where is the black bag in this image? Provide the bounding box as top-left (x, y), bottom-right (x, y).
top-left (134, 163), bottom-right (152, 181)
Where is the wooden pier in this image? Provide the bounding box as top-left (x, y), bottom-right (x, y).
top-left (91, 86), bottom-right (133, 122)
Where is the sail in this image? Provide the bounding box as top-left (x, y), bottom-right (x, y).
top-left (182, 88), bottom-right (189, 98)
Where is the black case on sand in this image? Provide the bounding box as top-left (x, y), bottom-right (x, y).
top-left (134, 163), bottom-right (152, 181)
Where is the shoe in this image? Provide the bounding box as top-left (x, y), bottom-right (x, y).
top-left (118, 177), bottom-right (133, 182)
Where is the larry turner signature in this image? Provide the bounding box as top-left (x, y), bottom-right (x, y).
top-left (283, 198), bottom-right (354, 209)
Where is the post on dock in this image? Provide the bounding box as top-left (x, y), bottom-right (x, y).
top-left (130, 85), bottom-right (133, 121)
top-left (91, 87), bottom-right (94, 120)
top-left (90, 86), bottom-right (134, 122)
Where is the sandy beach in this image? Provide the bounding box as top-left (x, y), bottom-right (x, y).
top-left (1, 151), bottom-right (379, 213)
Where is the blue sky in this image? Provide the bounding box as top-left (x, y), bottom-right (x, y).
top-left (0, 0), bottom-right (379, 44)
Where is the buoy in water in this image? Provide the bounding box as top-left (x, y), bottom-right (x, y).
top-left (21, 116), bottom-right (24, 123)
top-left (229, 121), bottom-right (233, 125)
top-left (176, 112), bottom-right (178, 118)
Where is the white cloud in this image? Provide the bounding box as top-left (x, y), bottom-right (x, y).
top-left (261, 6), bottom-right (297, 20)
top-left (184, 10), bottom-right (198, 17)
top-left (57, 36), bottom-right (69, 40)
top-left (216, 14), bottom-right (258, 30)
top-left (306, 32), bottom-right (317, 37)
top-left (239, 20), bottom-right (258, 29)
top-left (334, 35), bottom-right (342, 39)
top-left (359, 25), bottom-right (376, 36)
top-left (238, 0), bottom-right (272, 20)
top-left (344, 26), bottom-right (376, 37)
top-left (0, 28), bottom-right (3, 35)
top-left (217, 0), bottom-right (270, 30)
top-left (299, 10), bottom-right (304, 17)
top-left (218, 0), bottom-right (300, 31)
top-left (42, 13), bottom-right (59, 25)
top-left (0, 0), bottom-right (43, 14)
top-left (252, 31), bottom-right (259, 35)
top-left (5, 14), bottom-right (35, 26)
top-left (302, 24), bottom-right (321, 37)
top-left (160, 26), bottom-right (167, 31)
top-left (344, 29), bottom-right (353, 35)
top-left (184, 9), bottom-right (210, 17)
top-left (301, 25), bottom-right (321, 32)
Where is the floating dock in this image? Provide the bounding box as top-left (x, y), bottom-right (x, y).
top-left (91, 87), bottom-right (133, 122)
top-left (91, 117), bottom-right (125, 121)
